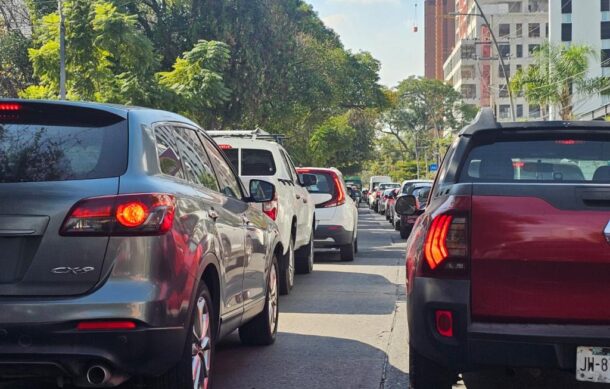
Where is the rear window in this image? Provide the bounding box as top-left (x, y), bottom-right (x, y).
top-left (459, 136), bottom-right (610, 183)
top-left (0, 122), bottom-right (127, 183)
top-left (224, 148), bottom-right (239, 173)
top-left (241, 149), bottom-right (276, 176)
top-left (304, 172), bottom-right (336, 195)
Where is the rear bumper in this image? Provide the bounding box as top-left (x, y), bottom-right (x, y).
top-left (408, 277), bottom-right (610, 373)
top-left (314, 225), bottom-right (353, 247)
top-left (0, 323), bottom-right (185, 382)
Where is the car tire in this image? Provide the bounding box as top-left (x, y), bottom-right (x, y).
top-left (295, 230), bottom-right (314, 274)
top-left (400, 224), bottom-right (412, 239)
top-left (147, 283), bottom-right (215, 389)
top-left (239, 254), bottom-right (279, 346)
top-left (409, 348), bottom-right (455, 389)
top-left (279, 238), bottom-right (295, 295)
top-left (340, 235), bottom-right (356, 262)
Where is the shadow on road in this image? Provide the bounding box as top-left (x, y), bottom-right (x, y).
top-left (215, 332), bottom-right (408, 389)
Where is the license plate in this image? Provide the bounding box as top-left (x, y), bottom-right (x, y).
top-left (577, 347), bottom-right (610, 383)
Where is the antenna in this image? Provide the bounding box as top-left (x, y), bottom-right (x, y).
top-left (412, 1), bottom-right (419, 32)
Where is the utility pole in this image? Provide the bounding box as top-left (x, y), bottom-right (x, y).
top-left (58, 0), bottom-right (66, 100)
top-left (472, 0), bottom-right (515, 121)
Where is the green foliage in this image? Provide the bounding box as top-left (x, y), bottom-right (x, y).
top-left (0, 31), bottom-right (33, 97)
top-left (309, 113), bottom-right (357, 171)
top-left (511, 43), bottom-right (610, 120)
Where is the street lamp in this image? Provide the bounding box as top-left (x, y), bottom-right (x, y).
top-left (450, 1), bottom-right (516, 121)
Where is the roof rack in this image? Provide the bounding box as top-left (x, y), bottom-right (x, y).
top-left (207, 129), bottom-right (287, 145)
top-left (459, 107), bottom-right (500, 136)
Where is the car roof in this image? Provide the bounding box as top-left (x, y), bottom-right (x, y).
top-left (0, 98), bottom-right (200, 127)
top-left (401, 179), bottom-right (433, 185)
top-left (212, 137), bottom-right (282, 149)
top-left (297, 167), bottom-right (342, 175)
top-left (460, 108), bottom-right (610, 137)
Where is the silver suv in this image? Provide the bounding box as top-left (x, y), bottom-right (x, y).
top-left (0, 100), bottom-right (282, 388)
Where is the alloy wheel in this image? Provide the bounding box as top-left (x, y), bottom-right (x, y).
top-left (192, 296), bottom-right (212, 389)
top-left (288, 242), bottom-right (295, 287)
top-left (268, 264), bottom-right (278, 330)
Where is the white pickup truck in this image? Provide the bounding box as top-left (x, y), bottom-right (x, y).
top-left (209, 131), bottom-right (316, 295)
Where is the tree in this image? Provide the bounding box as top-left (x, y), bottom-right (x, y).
top-left (0, 31), bottom-right (33, 97)
top-left (511, 43), bottom-right (610, 120)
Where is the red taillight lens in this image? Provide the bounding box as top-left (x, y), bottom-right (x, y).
top-left (318, 174), bottom-right (346, 208)
top-left (219, 144), bottom-right (232, 150)
top-left (435, 310), bottom-right (454, 337)
top-left (0, 103), bottom-right (21, 111)
top-left (61, 194), bottom-right (175, 236)
top-left (262, 193), bottom-right (278, 221)
top-left (423, 214), bottom-right (468, 273)
top-left (77, 321), bottom-right (137, 331)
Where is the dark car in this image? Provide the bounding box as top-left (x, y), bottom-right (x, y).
top-left (0, 100), bottom-right (282, 388)
top-left (397, 108), bottom-right (610, 388)
top-left (396, 183), bottom-right (432, 238)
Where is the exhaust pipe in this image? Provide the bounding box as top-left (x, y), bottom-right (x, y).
top-left (86, 365), bottom-right (111, 386)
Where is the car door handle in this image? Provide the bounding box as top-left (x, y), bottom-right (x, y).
top-left (208, 209), bottom-right (219, 221)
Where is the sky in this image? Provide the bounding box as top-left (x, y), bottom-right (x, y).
top-left (306, 0), bottom-right (426, 88)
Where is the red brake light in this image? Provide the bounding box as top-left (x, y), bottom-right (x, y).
top-left (0, 103), bottom-right (21, 111)
top-left (61, 194), bottom-right (175, 236)
top-left (435, 310), bottom-right (454, 337)
top-left (423, 214), bottom-right (468, 273)
top-left (219, 144), bottom-right (232, 150)
top-left (318, 173), bottom-right (346, 208)
top-left (77, 321), bottom-right (137, 331)
top-left (262, 193), bottom-right (278, 221)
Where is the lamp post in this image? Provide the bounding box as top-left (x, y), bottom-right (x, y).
top-left (451, 1), bottom-right (516, 121)
top-left (58, 0), bottom-right (66, 100)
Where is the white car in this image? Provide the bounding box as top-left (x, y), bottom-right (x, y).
top-left (391, 179), bottom-right (433, 232)
top-left (297, 167), bottom-right (358, 261)
top-left (209, 131), bottom-right (316, 295)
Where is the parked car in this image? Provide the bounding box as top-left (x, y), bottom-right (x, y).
top-left (380, 188), bottom-right (397, 218)
top-left (362, 188), bottom-right (369, 204)
top-left (385, 188), bottom-right (400, 223)
top-left (297, 168), bottom-right (359, 261)
top-left (0, 100), bottom-right (283, 388)
top-left (209, 130), bottom-right (316, 294)
top-left (398, 108), bottom-right (610, 388)
top-left (396, 183), bottom-right (432, 238)
top-left (368, 176), bottom-right (391, 209)
top-left (392, 180), bottom-right (433, 236)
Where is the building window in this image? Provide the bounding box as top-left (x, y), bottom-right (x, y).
top-left (499, 24), bottom-right (510, 38)
top-left (561, 0), bottom-right (571, 14)
top-left (461, 66), bottom-right (476, 79)
top-left (516, 44), bottom-right (523, 58)
top-left (499, 84), bottom-right (509, 98)
top-left (498, 43), bottom-right (511, 58)
top-left (602, 22), bottom-right (610, 40)
top-left (530, 105), bottom-right (541, 118)
top-left (529, 0), bottom-right (548, 12)
top-left (545, 23), bottom-right (549, 38)
top-left (529, 23), bottom-right (540, 38)
top-left (461, 84), bottom-right (477, 99)
top-left (603, 0), bottom-right (610, 12)
top-left (516, 23), bottom-right (523, 38)
top-left (529, 44), bottom-right (541, 54)
top-left (517, 104), bottom-right (524, 118)
top-left (498, 105), bottom-right (511, 120)
top-left (602, 49), bottom-right (610, 67)
top-left (462, 44), bottom-right (476, 59)
top-left (562, 23), bottom-right (572, 41)
top-left (498, 64), bottom-right (510, 78)
top-left (508, 2), bottom-right (522, 13)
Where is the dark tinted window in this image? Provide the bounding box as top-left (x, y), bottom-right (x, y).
top-left (200, 136), bottom-right (243, 200)
top-left (602, 22), bottom-right (610, 40)
top-left (0, 122), bottom-right (127, 183)
top-left (459, 137), bottom-right (610, 183)
top-left (224, 148), bottom-right (239, 172)
top-left (561, 0), bottom-right (571, 13)
top-left (155, 125), bottom-right (185, 179)
top-left (603, 0), bottom-right (610, 12)
top-left (303, 172), bottom-right (335, 194)
top-left (242, 149), bottom-right (276, 176)
top-left (175, 127), bottom-right (219, 191)
top-left (561, 23), bottom-right (572, 42)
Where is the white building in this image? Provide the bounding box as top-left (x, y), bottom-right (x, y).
top-left (444, 0), bottom-right (548, 121)
top-left (549, 0), bottom-right (610, 120)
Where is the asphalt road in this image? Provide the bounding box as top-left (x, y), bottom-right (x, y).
top-left (1, 206), bottom-right (603, 388)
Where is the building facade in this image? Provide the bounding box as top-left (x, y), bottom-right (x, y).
top-left (549, 0), bottom-right (610, 120)
top-left (443, 0), bottom-right (548, 121)
top-left (424, 0), bottom-right (456, 80)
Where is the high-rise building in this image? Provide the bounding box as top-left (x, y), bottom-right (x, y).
top-left (443, 0), bottom-right (548, 121)
top-left (424, 0), bottom-right (456, 80)
top-left (550, 0), bottom-right (610, 120)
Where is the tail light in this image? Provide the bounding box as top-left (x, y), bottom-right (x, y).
top-left (420, 213), bottom-right (468, 277)
top-left (61, 194), bottom-right (175, 236)
top-left (77, 320), bottom-right (137, 331)
top-left (263, 193), bottom-right (278, 221)
top-left (318, 173), bottom-right (346, 208)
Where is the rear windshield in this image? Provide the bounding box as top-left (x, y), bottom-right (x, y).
top-left (0, 122), bottom-right (127, 183)
top-left (459, 136), bottom-right (610, 183)
top-left (304, 172), bottom-right (336, 195)
top-left (240, 149), bottom-right (276, 176)
top-left (224, 148), bottom-right (239, 172)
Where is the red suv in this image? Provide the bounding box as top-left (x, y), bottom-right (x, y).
top-left (397, 109), bottom-right (610, 388)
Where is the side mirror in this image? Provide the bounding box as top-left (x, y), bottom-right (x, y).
top-left (299, 173), bottom-right (317, 187)
top-left (395, 195), bottom-right (417, 216)
top-left (249, 179), bottom-right (276, 203)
